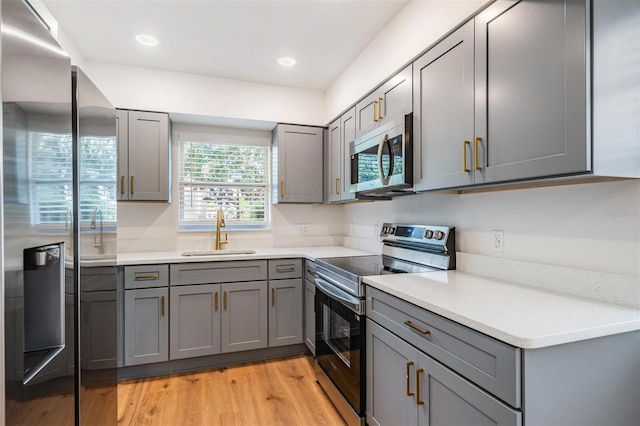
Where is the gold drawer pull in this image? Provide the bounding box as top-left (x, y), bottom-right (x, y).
top-left (378, 97), bottom-right (384, 119)
top-left (215, 291), bottom-right (219, 311)
top-left (416, 368), bottom-right (425, 406)
top-left (276, 265), bottom-right (295, 273)
top-left (336, 177), bottom-right (340, 195)
top-left (134, 273), bottom-right (159, 281)
top-left (280, 181), bottom-right (285, 199)
top-left (161, 296), bottom-right (165, 316)
top-left (406, 361), bottom-right (415, 396)
top-left (373, 99), bottom-right (379, 122)
top-left (223, 291), bottom-right (227, 311)
top-left (120, 176), bottom-right (125, 195)
top-left (130, 176), bottom-right (134, 194)
top-left (404, 320), bottom-right (431, 335)
top-left (272, 288), bottom-right (275, 306)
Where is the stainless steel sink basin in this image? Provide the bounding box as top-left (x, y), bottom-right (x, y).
top-left (181, 249), bottom-right (256, 256)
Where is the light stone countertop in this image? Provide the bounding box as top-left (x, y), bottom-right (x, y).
top-left (364, 270), bottom-right (640, 349)
top-left (117, 246), bottom-right (375, 266)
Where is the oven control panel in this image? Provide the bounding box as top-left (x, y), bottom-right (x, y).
top-left (380, 223), bottom-right (453, 244)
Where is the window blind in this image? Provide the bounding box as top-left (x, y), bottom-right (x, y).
top-left (179, 140), bottom-right (269, 229)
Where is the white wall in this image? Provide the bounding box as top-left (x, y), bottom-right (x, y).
top-left (343, 179), bottom-right (640, 277)
top-left (83, 61), bottom-right (326, 127)
top-left (325, 0), bottom-right (489, 121)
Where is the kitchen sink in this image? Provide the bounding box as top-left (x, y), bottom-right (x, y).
top-left (181, 249), bottom-right (256, 256)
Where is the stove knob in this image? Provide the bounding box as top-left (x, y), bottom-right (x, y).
top-left (389, 227), bottom-right (395, 234)
top-left (434, 231), bottom-right (445, 240)
top-left (424, 229), bottom-right (434, 239)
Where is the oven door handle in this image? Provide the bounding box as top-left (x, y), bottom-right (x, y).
top-left (315, 277), bottom-right (364, 314)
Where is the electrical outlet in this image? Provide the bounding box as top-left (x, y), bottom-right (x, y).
top-left (492, 230), bottom-right (504, 253)
top-left (300, 224), bottom-right (309, 235)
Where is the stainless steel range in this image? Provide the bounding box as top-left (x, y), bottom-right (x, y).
top-left (314, 223), bottom-right (456, 426)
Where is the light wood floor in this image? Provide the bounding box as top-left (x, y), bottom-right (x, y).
top-left (117, 355), bottom-right (346, 426)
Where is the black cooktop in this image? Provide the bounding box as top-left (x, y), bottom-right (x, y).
top-left (316, 255), bottom-right (384, 280)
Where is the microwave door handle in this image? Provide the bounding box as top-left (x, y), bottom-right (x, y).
top-left (377, 133), bottom-right (393, 185)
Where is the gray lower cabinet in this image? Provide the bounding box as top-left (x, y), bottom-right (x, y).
top-left (367, 319), bottom-right (521, 426)
top-left (221, 281), bottom-right (268, 353)
top-left (304, 277), bottom-right (316, 355)
top-left (169, 284), bottom-right (221, 360)
top-left (268, 278), bottom-right (303, 347)
top-left (80, 290), bottom-right (118, 370)
top-left (124, 287), bottom-right (169, 366)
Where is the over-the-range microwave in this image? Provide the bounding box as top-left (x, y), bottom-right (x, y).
top-left (349, 114), bottom-right (413, 199)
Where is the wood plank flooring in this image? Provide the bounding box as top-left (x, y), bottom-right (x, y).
top-left (117, 355), bottom-right (346, 426)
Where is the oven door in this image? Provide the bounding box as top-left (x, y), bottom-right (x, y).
top-left (315, 278), bottom-right (366, 416)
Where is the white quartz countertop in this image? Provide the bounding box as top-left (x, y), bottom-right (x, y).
top-left (117, 246), bottom-right (374, 266)
top-left (363, 271), bottom-right (640, 349)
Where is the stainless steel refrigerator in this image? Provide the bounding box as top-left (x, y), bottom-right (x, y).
top-left (2, 0), bottom-right (118, 423)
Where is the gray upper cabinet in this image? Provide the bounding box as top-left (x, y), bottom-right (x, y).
top-left (124, 287), bottom-right (169, 366)
top-left (413, 21), bottom-right (475, 192)
top-left (355, 65), bottom-right (412, 139)
top-left (413, 0), bottom-right (589, 191)
top-left (117, 109), bottom-right (171, 201)
top-left (169, 283), bottom-right (221, 360)
top-left (221, 281), bottom-right (268, 353)
top-left (474, 0), bottom-right (588, 184)
top-left (272, 124), bottom-right (324, 204)
top-left (326, 108), bottom-right (357, 203)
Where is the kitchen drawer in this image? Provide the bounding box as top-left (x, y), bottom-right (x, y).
top-left (304, 260), bottom-right (317, 282)
top-left (124, 265), bottom-right (169, 289)
top-left (170, 261), bottom-right (268, 286)
top-left (268, 259), bottom-right (302, 280)
top-left (366, 286), bottom-right (521, 408)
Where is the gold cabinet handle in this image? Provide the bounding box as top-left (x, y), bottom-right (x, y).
top-left (336, 177), bottom-right (340, 195)
top-left (416, 368), bottom-right (425, 406)
top-left (404, 320), bottom-right (431, 335)
top-left (120, 176), bottom-right (125, 195)
top-left (462, 140), bottom-right (471, 172)
top-left (474, 137), bottom-right (482, 170)
top-left (272, 288), bottom-right (275, 306)
top-left (306, 268), bottom-right (316, 277)
top-left (223, 291), bottom-right (227, 311)
top-left (215, 291), bottom-right (219, 311)
top-left (276, 265), bottom-right (295, 273)
top-left (161, 296), bottom-right (165, 316)
top-left (378, 97), bottom-right (384, 119)
top-left (130, 176), bottom-right (134, 194)
top-left (373, 99), bottom-right (379, 122)
top-left (134, 273), bottom-right (159, 281)
top-left (406, 361), bottom-right (415, 396)
top-left (280, 181), bottom-right (285, 199)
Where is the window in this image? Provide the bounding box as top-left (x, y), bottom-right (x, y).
top-left (178, 127), bottom-right (270, 230)
top-left (29, 131), bottom-right (117, 228)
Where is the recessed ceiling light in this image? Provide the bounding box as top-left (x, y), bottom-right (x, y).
top-left (136, 34), bottom-right (159, 46)
top-left (278, 57), bottom-right (296, 67)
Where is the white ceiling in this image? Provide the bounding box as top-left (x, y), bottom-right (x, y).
top-left (42, 0), bottom-right (408, 91)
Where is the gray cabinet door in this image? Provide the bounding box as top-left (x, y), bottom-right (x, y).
top-left (169, 284), bottom-right (221, 360)
top-left (340, 107), bottom-right (357, 201)
top-left (327, 118), bottom-right (341, 203)
top-left (220, 281), bottom-right (268, 353)
top-left (268, 278), bottom-right (303, 347)
top-left (124, 287), bottom-right (168, 366)
top-left (367, 319), bottom-right (419, 426)
top-left (474, 0), bottom-right (588, 184)
top-left (116, 109), bottom-right (129, 200)
top-left (417, 352), bottom-right (521, 426)
top-left (356, 65), bottom-right (412, 139)
top-left (413, 21), bottom-right (475, 191)
top-left (273, 124), bottom-right (324, 203)
top-left (304, 278), bottom-right (316, 355)
top-left (127, 110), bottom-right (170, 201)
top-left (80, 291), bottom-right (118, 370)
